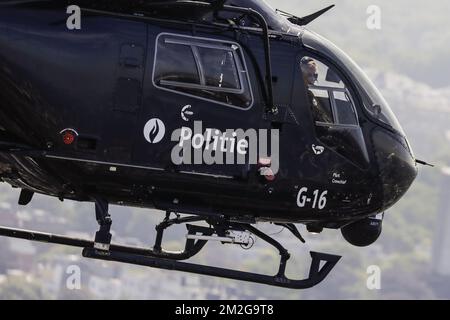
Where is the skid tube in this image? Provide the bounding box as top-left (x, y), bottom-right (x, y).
top-left (0, 224), bottom-right (207, 261)
top-left (82, 248), bottom-right (340, 289)
top-left (0, 221), bottom-right (341, 289)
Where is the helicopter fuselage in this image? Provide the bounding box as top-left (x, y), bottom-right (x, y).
top-left (0, 1), bottom-right (417, 231)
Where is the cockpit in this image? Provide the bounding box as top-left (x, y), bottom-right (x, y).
top-left (299, 53), bottom-right (369, 169)
top-left (301, 30), bottom-right (405, 137)
top-left (218, 1), bottom-right (405, 137)
top-left (300, 56), bottom-right (358, 127)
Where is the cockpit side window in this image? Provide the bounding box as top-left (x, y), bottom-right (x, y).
top-left (153, 33), bottom-right (253, 109)
top-left (301, 56), bottom-right (369, 168)
top-left (301, 56), bottom-right (358, 127)
top-left (307, 88), bottom-right (334, 124)
top-left (333, 91), bottom-right (358, 125)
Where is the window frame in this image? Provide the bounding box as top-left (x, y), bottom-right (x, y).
top-left (309, 84), bottom-right (360, 129)
top-left (152, 33), bottom-right (254, 110)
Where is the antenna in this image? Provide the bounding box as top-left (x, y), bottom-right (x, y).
top-left (277, 5), bottom-right (335, 26)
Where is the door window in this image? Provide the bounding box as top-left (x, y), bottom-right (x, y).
top-left (153, 33), bottom-right (253, 109)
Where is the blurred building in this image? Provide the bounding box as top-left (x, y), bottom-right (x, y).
top-left (430, 166), bottom-right (450, 297)
top-left (432, 167), bottom-right (450, 275)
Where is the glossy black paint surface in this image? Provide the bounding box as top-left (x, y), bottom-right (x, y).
top-left (0, 1), bottom-right (417, 228)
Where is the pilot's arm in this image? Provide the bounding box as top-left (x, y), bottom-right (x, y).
top-left (307, 89), bottom-right (333, 124)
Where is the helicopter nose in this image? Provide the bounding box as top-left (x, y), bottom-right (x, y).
top-left (372, 129), bottom-right (418, 211)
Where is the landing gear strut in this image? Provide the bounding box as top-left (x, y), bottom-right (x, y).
top-left (84, 210), bottom-right (341, 289)
top-left (93, 198), bottom-right (112, 251)
top-left (0, 205), bottom-right (342, 289)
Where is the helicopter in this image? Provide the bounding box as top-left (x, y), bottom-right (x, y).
top-left (0, 0), bottom-right (423, 289)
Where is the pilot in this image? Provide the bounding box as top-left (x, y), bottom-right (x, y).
top-left (300, 57), bottom-right (333, 124)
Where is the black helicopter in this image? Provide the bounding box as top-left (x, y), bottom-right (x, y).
top-left (0, 0), bottom-right (422, 289)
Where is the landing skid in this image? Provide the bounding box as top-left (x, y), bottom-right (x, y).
top-left (0, 203), bottom-right (341, 289)
top-left (83, 248), bottom-right (339, 289)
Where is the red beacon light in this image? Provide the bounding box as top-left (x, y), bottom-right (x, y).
top-left (60, 128), bottom-right (78, 145)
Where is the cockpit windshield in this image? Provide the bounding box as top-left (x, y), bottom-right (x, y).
top-left (302, 30), bottom-right (405, 136)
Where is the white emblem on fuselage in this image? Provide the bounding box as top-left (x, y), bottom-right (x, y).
top-left (181, 105), bottom-right (194, 122)
top-left (143, 118), bottom-right (165, 144)
top-left (312, 144), bottom-right (325, 155)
